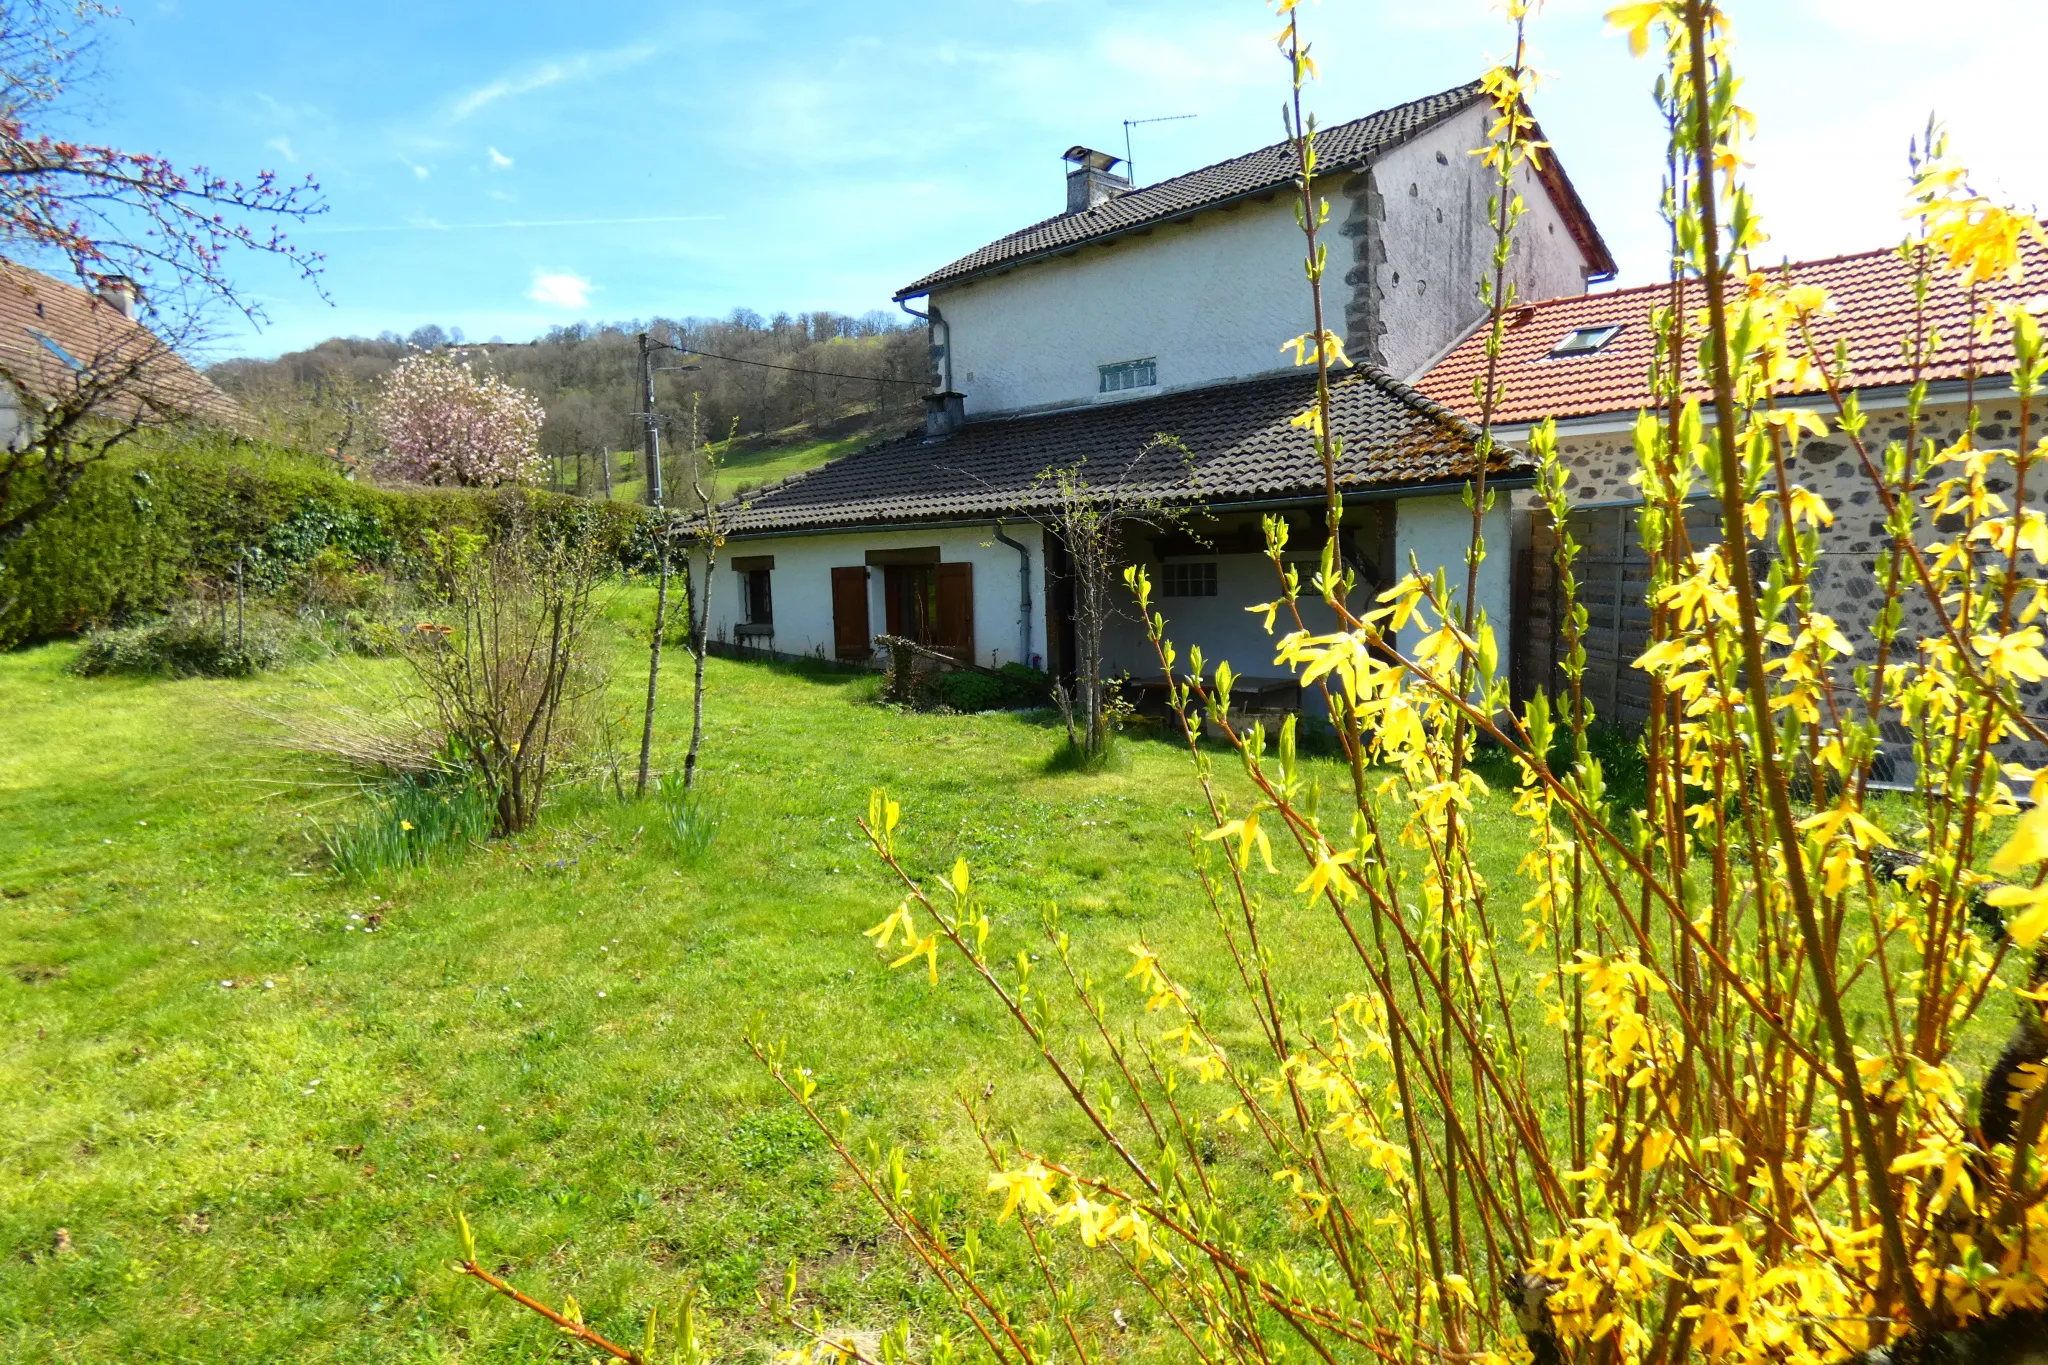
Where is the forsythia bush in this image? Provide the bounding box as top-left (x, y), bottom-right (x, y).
top-left (753, 5), bottom-right (2048, 1365)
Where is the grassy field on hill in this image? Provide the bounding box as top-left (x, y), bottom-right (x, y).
top-left (0, 592), bottom-right (1541, 1363)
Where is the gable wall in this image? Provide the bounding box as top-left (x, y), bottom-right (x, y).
top-left (933, 193), bottom-right (1317, 420)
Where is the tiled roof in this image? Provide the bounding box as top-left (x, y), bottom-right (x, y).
top-left (899, 81), bottom-right (1622, 298)
top-left (1416, 235), bottom-right (2048, 425)
top-left (713, 367), bottom-right (1520, 536)
top-left (0, 261), bottom-right (245, 430)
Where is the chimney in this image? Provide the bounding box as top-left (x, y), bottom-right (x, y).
top-left (923, 390), bottom-right (966, 440)
top-left (1062, 146), bottom-right (1130, 214)
top-left (96, 275), bottom-right (137, 320)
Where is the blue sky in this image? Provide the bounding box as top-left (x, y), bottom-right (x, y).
top-left (76, 0), bottom-right (2048, 358)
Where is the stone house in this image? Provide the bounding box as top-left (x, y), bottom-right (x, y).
top-left (694, 80), bottom-right (1613, 686)
top-left (1414, 237), bottom-right (2048, 757)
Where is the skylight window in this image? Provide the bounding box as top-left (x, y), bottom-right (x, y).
top-left (1547, 324), bottom-right (1623, 358)
top-left (27, 328), bottom-right (82, 371)
top-left (1099, 357), bottom-right (1157, 393)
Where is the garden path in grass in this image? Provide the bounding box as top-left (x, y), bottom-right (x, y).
top-left (0, 599), bottom-right (1535, 1364)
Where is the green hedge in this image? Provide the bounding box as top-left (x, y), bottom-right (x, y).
top-left (0, 431), bottom-right (644, 648)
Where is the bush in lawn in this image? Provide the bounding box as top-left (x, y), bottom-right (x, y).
top-left (401, 508), bottom-right (612, 836)
top-left (930, 662), bottom-right (1050, 713)
top-left (70, 601), bottom-right (290, 678)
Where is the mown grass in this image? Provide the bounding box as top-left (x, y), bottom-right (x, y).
top-left (5, 590), bottom-right (2022, 1362)
top-left (0, 588), bottom-right (1538, 1363)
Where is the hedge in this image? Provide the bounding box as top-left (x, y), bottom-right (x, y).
top-left (0, 430), bottom-right (645, 648)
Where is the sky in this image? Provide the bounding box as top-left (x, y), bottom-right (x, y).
top-left (65, 0), bottom-right (2048, 359)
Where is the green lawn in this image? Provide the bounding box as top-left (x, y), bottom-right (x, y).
top-left (598, 432), bottom-right (874, 508)
top-left (0, 595), bottom-right (1543, 1363)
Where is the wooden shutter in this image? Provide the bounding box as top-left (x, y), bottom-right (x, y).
top-left (831, 566), bottom-right (870, 660)
top-left (935, 562), bottom-right (974, 664)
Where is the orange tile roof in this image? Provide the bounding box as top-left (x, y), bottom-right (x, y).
top-left (0, 260), bottom-right (245, 430)
top-left (1416, 235), bottom-right (2048, 426)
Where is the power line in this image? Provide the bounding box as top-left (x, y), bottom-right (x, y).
top-left (666, 344), bottom-right (927, 387)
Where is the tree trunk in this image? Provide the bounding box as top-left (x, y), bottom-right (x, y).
top-left (635, 531), bottom-right (670, 798)
top-left (684, 553), bottom-right (712, 789)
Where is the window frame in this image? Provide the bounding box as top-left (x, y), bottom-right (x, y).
top-left (1097, 357), bottom-right (1158, 394)
top-left (1546, 324), bottom-right (1623, 358)
top-left (1160, 561), bottom-right (1219, 599)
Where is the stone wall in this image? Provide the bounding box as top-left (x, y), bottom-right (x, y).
top-left (1519, 396), bottom-right (2048, 770)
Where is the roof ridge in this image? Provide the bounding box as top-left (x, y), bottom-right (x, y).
top-left (896, 79), bottom-right (1490, 300)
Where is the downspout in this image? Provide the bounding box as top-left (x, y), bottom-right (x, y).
top-left (897, 295), bottom-right (952, 393)
top-left (992, 520), bottom-right (1033, 669)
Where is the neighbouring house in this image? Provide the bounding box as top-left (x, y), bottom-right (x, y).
top-left (1414, 235), bottom-right (2048, 769)
top-left (0, 261), bottom-right (244, 447)
top-left (692, 80), bottom-right (1615, 693)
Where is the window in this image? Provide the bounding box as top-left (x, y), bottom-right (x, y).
top-left (1098, 357), bottom-right (1157, 393)
top-left (741, 568), bottom-right (773, 625)
top-left (26, 328), bottom-right (81, 371)
top-left (1547, 324), bottom-right (1623, 358)
top-left (1161, 561), bottom-right (1218, 598)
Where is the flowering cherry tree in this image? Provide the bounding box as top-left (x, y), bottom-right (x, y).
top-left (373, 353), bottom-right (546, 488)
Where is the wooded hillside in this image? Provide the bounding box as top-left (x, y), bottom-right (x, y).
top-left (209, 310), bottom-right (929, 499)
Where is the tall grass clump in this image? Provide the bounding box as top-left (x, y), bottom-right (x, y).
top-left (322, 774), bottom-right (493, 879)
top-left (655, 768), bottom-right (719, 863)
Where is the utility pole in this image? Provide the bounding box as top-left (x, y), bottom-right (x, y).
top-left (639, 331), bottom-right (664, 509)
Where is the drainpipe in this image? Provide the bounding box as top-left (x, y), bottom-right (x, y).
top-left (992, 520), bottom-right (1033, 669)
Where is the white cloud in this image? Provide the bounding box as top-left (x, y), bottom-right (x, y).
top-left (488, 145), bottom-right (514, 170)
top-left (408, 160), bottom-right (430, 180)
top-left (451, 45), bottom-right (654, 122)
top-left (266, 135), bottom-right (297, 163)
top-left (528, 271), bottom-right (591, 308)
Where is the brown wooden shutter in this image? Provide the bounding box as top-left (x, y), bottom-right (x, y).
top-left (934, 562), bottom-right (974, 664)
top-left (831, 566), bottom-right (870, 661)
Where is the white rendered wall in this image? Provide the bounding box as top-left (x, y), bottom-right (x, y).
top-left (691, 522), bottom-right (1047, 672)
top-left (1366, 109), bottom-right (1596, 380)
top-left (934, 194), bottom-right (1316, 419)
top-left (1391, 493), bottom-right (1512, 664)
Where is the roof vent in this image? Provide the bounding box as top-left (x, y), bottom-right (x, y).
top-left (1547, 323), bottom-right (1622, 358)
top-left (1062, 146), bottom-right (1131, 215)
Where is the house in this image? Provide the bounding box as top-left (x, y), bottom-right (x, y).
top-left (693, 81), bottom-right (1614, 687)
top-left (0, 261), bottom-right (244, 447)
top-left (1413, 235), bottom-right (2048, 758)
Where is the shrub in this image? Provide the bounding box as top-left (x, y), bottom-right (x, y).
top-left (0, 429), bottom-right (643, 649)
top-left (69, 606), bottom-right (288, 678)
top-left (930, 662), bottom-right (1050, 713)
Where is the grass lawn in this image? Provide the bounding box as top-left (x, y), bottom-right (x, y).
top-left (0, 591), bottom-right (1541, 1363)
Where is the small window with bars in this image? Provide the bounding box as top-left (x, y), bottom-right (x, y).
top-left (1161, 562), bottom-right (1218, 598)
top-left (1098, 357), bottom-right (1158, 393)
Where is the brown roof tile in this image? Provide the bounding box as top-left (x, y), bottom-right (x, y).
top-left (715, 366), bottom-right (1520, 536)
top-left (1416, 235), bottom-right (2048, 425)
top-left (0, 261), bottom-right (245, 430)
top-left (897, 82), bottom-right (1615, 298)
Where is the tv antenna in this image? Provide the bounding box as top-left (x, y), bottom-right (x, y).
top-left (1122, 113), bottom-right (1197, 187)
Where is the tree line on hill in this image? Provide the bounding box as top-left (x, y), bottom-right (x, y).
top-left (208, 309), bottom-right (930, 494)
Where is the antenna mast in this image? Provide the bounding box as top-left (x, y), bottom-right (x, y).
top-left (1121, 113), bottom-right (1197, 187)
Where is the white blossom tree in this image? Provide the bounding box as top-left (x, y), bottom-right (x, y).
top-left (373, 353), bottom-right (544, 487)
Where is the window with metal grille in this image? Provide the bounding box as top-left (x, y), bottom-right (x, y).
top-left (1098, 357), bottom-right (1157, 393)
top-left (1546, 324), bottom-right (1623, 358)
top-left (1161, 561), bottom-right (1217, 598)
